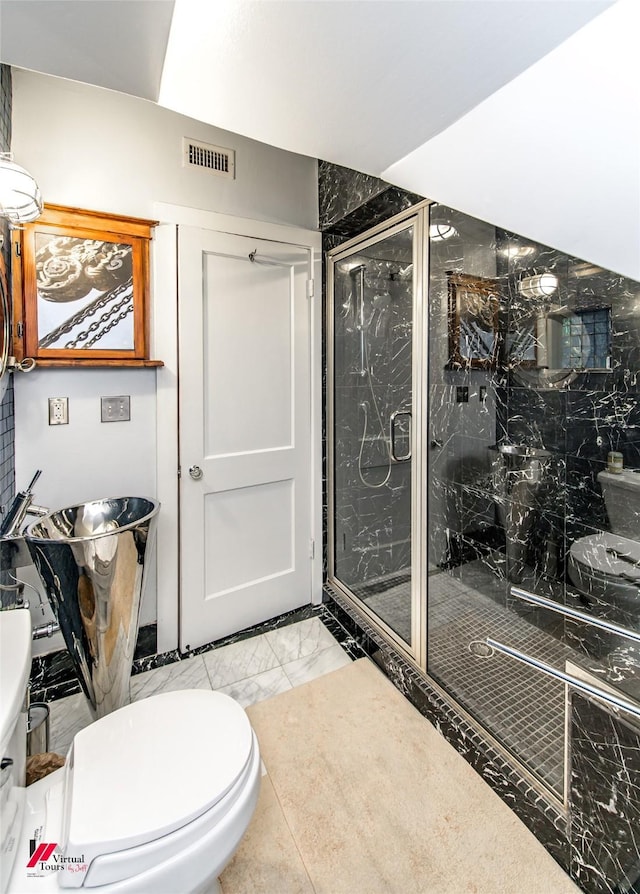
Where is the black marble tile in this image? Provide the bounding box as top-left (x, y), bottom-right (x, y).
top-left (565, 456), bottom-right (610, 530)
top-left (507, 387), bottom-right (568, 454)
top-left (570, 693), bottom-right (640, 894)
top-left (566, 391), bottom-right (640, 466)
top-left (318, 159), bottom-right (388, 230)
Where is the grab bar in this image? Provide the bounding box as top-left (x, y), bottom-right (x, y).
top-left (486, 638), bottom-right (640, 721)
top-left (510, 586), bottom-right (640, 645)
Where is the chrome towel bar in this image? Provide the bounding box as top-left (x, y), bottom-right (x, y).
top-left (486, 637), bottom-right (640, 721)
top-left (510, 586), bottom-right (640, 645)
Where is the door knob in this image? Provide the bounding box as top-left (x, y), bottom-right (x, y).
top-left (188, 465), bottom-right (203, 481)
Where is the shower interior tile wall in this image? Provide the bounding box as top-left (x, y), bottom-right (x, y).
top-left (428, 204), bottom-right (640, 700)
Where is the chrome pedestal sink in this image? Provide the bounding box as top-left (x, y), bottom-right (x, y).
top-left (25, 497), bottom-right (159, 718)
top-left (488, 445), bottom-right (553, 584)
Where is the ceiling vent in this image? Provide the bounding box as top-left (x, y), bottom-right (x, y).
top-left (183, 138), bottom-right (235, 179)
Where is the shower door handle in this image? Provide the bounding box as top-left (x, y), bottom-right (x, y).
top-left (390, 410), bottom-right (412, 463)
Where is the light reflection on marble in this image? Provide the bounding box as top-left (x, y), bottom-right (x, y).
top-left (216, 667), bottom-right (292, 709)
top-left (130, 655), bottom-right (211, 702)
top-left (203, 634), bottom-right (280, 689)
top-left (264, 617), bottom-right (340, 664)
top-left (48, 691), bottom-right (94, 756)
top-left (281, 643), bottom-right (352, 688)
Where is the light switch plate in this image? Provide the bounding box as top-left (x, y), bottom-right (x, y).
top-left (101, 395), bottom-right (130, 422)
top-left (48, 397), bottom-right (68, 425)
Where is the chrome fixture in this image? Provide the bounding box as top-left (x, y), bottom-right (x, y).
top-left (0, 153), bottom-right (42, 225)
top-left (25, 497), bottom-right (160, 718)
top-left (486, 637), bottom-right (640, 722)
top-left (510, 586), bottom-right (640, 645)
top-left (0, 470), bottom-right (48, 539)
top-left (488, 445), bottom-right (553, 583)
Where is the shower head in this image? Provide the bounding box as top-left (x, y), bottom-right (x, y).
top-left (349, 264), bottom-right (367, 277)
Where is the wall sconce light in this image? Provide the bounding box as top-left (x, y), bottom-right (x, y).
top-left (519, 273), bottom-right (559, 299)
top-left (0, 153), bottom-right (43, 225)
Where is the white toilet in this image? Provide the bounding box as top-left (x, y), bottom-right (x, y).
top-left (568, 469), bottom-right (640, 627)
top-left (1, 609), bottom-right (261, 894)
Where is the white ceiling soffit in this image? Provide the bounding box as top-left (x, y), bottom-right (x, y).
top-left (159, 0), bottom-right (614, 175)
top-left (0, 0), bottom-right (175, 102)
top-left (383, 0), bottom-right (639, 281)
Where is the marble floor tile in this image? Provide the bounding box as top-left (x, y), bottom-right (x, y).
top-left (265, 617), bottom-right (340, 664)
top-left (282, 643), bottom-right (352, 688)
top-left (130, 655), bottom-right (212, 702)
top-left (203, 634), bottom-right (280, 689)
top-left (216, 667), bottom-right (292, 708)
top-left (48, 691), bottom-right (94, 756)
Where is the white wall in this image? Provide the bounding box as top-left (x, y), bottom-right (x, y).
top-left (383, 0), bottom-right (640, 283)
top-left (10, 69), bottom-right (318, 654)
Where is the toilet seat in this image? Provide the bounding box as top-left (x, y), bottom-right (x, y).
top-left (569, 531), bottom-right (640, 583)
top-left (61, 689), bottom-right (254, 887)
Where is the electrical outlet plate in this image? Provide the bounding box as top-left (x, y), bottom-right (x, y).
top-left (101, 395), bottom-right (130, 423)
top-left (48, 397), bottom-right (68, 425)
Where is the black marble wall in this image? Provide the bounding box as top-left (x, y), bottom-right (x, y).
top-left (321, 165), bottom-right (640, 893)
top-left (571, 692), bottom-right (640, 894)
top-left (319, 160), bottom-right (423, 583)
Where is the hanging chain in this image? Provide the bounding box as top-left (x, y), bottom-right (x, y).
top-left (65, 294), bottom-right (133, 348)
top-left (38, 278), bottom-right (133, 348)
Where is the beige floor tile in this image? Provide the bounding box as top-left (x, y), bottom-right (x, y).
top-left (220, 774), bottom-right (314, 894)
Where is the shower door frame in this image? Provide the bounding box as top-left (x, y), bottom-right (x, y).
top-left (327, 202), bottom-right (431, 668)
top-left (327, 201), bottom-right (571, 813)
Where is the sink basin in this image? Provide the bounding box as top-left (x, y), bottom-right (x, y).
top-left (25, 497), bottom-right (159, 718)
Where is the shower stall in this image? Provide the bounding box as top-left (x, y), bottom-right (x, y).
top-left (327, 199), bottom-right (640, 815)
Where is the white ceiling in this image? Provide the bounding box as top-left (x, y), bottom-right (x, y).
top-left (4, 0), bottom-right (637, 279)
top-left (0, 0), bottom-right (613, 176)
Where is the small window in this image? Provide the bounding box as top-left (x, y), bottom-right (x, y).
top-left (561, 307), bottom-right (611, 369)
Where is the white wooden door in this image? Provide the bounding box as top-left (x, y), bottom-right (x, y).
top-left (178, 227), bottom-right (313, 650)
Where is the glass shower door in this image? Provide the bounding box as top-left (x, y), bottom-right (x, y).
top-left (329, 221), bottom-right (417, 651)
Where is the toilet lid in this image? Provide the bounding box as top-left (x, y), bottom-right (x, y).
top-left (570, 531), bottom-right (640, 581)
top-left (63, 689), bottom-right (253, 865)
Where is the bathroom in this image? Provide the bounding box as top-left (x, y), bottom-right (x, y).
top-left (2, 3), bottom-right (640, 891)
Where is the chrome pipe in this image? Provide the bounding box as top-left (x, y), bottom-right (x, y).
top-left (25, 497), bottom-right (159, 718)
top-left (32, 620), bottom-right (60, 640)
top-left (486, 637), bottom-right (640, 721)
top-left (510, 586), bottom-right (640, 645)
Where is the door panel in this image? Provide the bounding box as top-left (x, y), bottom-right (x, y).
top-left (329, 221), bottom-right (417, 653)
top-left (179, 227), bottom-right (311, 650)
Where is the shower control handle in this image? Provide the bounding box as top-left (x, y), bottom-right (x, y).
top-left (188, 465), bottom-right (204, 481)
top-left (390, 410), bottom-right (412, 463)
